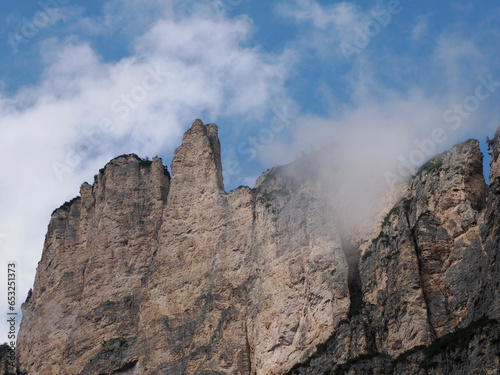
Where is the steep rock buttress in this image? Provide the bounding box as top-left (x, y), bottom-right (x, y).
top-left (17, 154), bottom-right (170, 374)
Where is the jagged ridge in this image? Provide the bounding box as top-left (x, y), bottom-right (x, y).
top-left (12, 121), bottom-right (500, 375)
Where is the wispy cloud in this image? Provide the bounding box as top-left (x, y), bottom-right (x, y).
top-left (276, 0), bottom-right (410, 61)
top-left (411, 14), bottom-right (429, 41)
top-left (276, 0), bottom-right (365, 59)
top-left (277, 0), bottom-right (361, 30)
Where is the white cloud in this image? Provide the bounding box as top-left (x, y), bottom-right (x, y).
top-left (411, 15), bottom-right (429, 41)
top-left (276, 0), bottom-right (365, 59)
top-left (432, 35), bottom-right (486, 95)
top-left (70, 0), bottom-right (175, 37)
top-left (277, 0), bottom-right (361, 30)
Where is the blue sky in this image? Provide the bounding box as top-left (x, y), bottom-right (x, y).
top-left (0, 0), bottom-right (499, 343)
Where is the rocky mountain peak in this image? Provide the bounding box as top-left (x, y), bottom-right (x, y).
top-left (411, 138), bottom-right (486, 215)
top-left (171, 119), bottom-right (224, 195)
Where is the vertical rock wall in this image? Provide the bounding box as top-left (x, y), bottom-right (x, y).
top-left (17, 121), bottom-right (351, 375)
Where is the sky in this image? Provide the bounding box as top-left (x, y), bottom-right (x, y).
top-left (0, 0), bottom-right (499, 344)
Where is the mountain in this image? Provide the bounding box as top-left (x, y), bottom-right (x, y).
top-left (11, 120), bottom-right (500, 374)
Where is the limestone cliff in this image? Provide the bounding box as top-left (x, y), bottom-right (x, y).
top-left (284, 137), bottom-right (500, 374)
top-left (16, 121), bottom-right (500, 374)
top-left (18, 120), bottom-right (353, 375)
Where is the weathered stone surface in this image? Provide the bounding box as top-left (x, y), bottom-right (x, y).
top-left (358, 139), bottom-right (487, 355)
top-left (18, 121), bottom-right (351, 375)
top-left (16, 122), bottom-right (500, 375)
top-left (17, 154), bottom-right (170, 375)
top-left (279, 136), bottom-right (500, 374)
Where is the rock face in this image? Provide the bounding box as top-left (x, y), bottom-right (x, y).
top-left (16, 121), bottom-right (500, 374)
top-left (17, 153), bottom-right (170, 374)
top-left (283, 137), bottom-right (500, 374)
top-left (17, 121), bottom-right (352, 375)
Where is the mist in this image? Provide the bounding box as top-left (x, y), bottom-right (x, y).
top-left (252, 85), bottom-right (498, 239)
